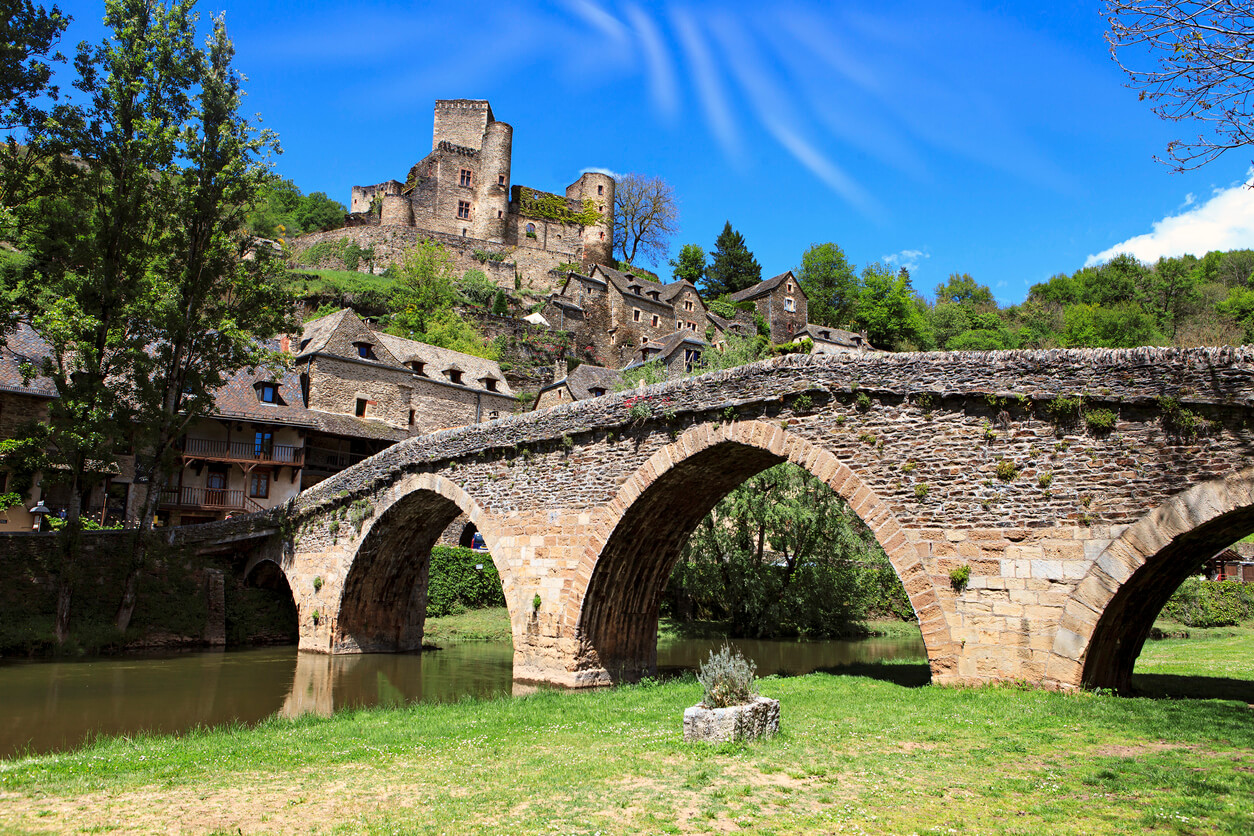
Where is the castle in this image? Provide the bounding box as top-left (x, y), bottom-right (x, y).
top-left (293, 99), bottom-right (615, 290)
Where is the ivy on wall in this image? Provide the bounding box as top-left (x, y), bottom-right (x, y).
top-left (515, 190), bottom-right (602, 227)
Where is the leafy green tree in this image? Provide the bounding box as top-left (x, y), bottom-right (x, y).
top-left (934, 273), bottom-right (996, 307)
top-left (669, 243), bottom-right (706, 285)
top-left (855, 264), bottom-right (935, 351)
top-left (796, 242), bottom-right (858, 328)
top-left (701, 221), bottom-right (761, 299)
top-left (246, 177), bottom-right (345, 240)
top-left (1062, 302), bottom-right (1165, 347)
top-left (387, 239), bottom-right (496, 359)
top-left (666, 463), bottom-right (901, 637)
top-left (0, 0), bottom-right (69, 133)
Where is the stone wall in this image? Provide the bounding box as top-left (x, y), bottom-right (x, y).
top-left (0, 391), bottom-right (53, 531)
top-left (282, 346), bottom-right (1254, 690)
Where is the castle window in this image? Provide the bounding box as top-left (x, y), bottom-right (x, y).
top-left (460, 169), bottom-right (472, 188)
top-left (651, 314), bottom-right (659, 327)
top-left (457, 200), bottom-right (470, 219)
top-left (597, 184), bottom-right (604, 195)
top-left (633, 309), bottom-right (641, 322)
top-left (408, 409), bottom-right (415, 426)
top-left (784, 297), bottom-right (796, 312)
top-left (498, 174), bottom-right (506, 186)
top-left (355, 398), bottom-right (367, 417)
top-left (525, 222), bottom-right (536, 237)
top-left (354, 342), bottom-right (376, 360)
top-left (497, 210), bottom-right (503, 218)
top-left (600, 231), bottom-right (604, 239)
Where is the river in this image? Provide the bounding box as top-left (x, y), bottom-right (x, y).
top-left (0, 633), bottom-right (925, 758)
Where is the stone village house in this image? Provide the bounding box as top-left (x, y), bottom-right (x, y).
top-left (0, 309), bottom-right (515, 529)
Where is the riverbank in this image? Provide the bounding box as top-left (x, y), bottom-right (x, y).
top-left (2, 631), bottom-right (1250, 834)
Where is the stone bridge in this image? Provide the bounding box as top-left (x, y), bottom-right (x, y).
top-left (261, 347), bottom-right (1254, 693)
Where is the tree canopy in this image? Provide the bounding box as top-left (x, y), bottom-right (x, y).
top-left (701, 221), bottom-right (761, 299)
top-left (612, 173), bottom-right (677, 267)
top-left (796, 242), bottom-right (858, 328)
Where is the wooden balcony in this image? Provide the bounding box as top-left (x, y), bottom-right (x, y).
top-left (179, 437), bottom-right (304, 467)
top-left (158, 486), bottom-right (264, 513)
top-left (304, 446), bottom-right (368, 473)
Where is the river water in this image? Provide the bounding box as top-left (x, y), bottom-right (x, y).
top-left (0, 633), bottom-right (925, 758)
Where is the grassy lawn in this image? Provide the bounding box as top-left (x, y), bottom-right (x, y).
top-left (0, 622), bottom-right (1250, 834)
top-left (423, 607), bottom-right (513, 644)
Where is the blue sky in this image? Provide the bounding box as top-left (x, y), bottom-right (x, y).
top-left (55, 0), bottom-right (1254, 304)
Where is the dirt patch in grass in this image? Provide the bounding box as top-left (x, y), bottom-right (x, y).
top-left (1095, 742), bottom-right (1189, 758)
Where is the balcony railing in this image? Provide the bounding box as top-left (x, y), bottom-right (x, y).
top-left (158, 486), bottom-right (264, 513)
top-left (179, 436), bottom-right (304, 466)
top-left (304, 446), bottom-right (369, 472)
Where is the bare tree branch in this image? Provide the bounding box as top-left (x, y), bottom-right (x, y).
top-left (612, 173), bottom-right (678, 267)
top-left (1105, 0), bottom-right (1254, 170)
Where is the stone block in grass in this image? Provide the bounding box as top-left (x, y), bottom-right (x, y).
top-left (683, 696), bottom-right (780, 743)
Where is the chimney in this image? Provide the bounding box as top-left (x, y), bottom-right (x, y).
top-left (280, 335), bottom-right (291, 353)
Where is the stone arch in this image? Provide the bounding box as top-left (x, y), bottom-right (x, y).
top-left (242, 556), bottom-right (299, 643)
top-left (333, 473), bottom-right (504, 653)
top-left (1049, 467), bottom-right (1254, 693)
top-left (569, 420), bottom-right (953, 684)
top-left (458, 521), bottom-right (479, 549)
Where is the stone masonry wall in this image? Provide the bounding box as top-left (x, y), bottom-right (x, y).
top-left (283, 346), bottom-right (1254, 688)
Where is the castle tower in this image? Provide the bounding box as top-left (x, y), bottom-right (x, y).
top-left (432, 99), bottom-right (493, 151)
top-left (380, 193), bottom-right (413, 227)
top-left (566, 172), bottom-right (615, 266)
top-left (472, 120), bottom-right (512, 242)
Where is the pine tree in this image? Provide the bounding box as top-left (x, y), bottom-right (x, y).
top-left (701, 221), bottom-right (761, 299)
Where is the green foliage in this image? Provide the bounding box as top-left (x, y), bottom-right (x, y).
top-left (1158, 396), bottom-right (1208, 437)
top-left (855, 391), bottom-right (871, 412)
top-left (995, 458), bottom-right (1018, 482)
top-left (670, 243), bottom-right (706, 285)
top-left (696, 645), bottom-right (758, 708)
top-left (665, 463), bottom-right (910, 638)
top-left (949, 565), bottom-right (971, 592)
top-left (855, 263), bottom-right (935, 351)
top-left (532, 593), bottom-right (542, 611)
top-left (491, 289), bottom-right (509, 316)
top-left (385, 240), bottom-right (496, 359)
top-left (914, 483), bottom-right (930, 501)
top-left (247, 178), bottom-right (346, 240)
top-left (516, 189), bottom-right (601, 226)
top-left (701, 221), bottom-right (761, 298)
top-left (797, 242), bottom-right (858, 328)
top-left (615, 360), bottom-right (667, 390)
top-left (456, 268), bottom-right (496, 306)
top-left (1045, 395), bottom-right (1082, 425)
top-left (792, 393), bottom-right (813, 414)
top-left (1162, 577), bottom-right (1254, 628)
top-left (425, 546), bottom-right (506, 618)
top-left (1084, 407), bottom-right (1117, 433)
top-left (472, 249), bottom-right (507, 263)
top-left (1038, 470), bottom-right (1054, 488)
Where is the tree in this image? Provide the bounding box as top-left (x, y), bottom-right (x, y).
top-left (934, 273), bottom-right (995, 307)
top-left (0, 0), bottom-right (70, 133)
top-left (796, 242), bottom-right (858, 328)
top-left (701, 221), bottom-right (761, 299)
top-left (1106, 1), bottom-right (1254, 170)
top-left (854, 264), bottom-right (935, 351)
top-left (116, 12), bottom-right (297, 631)
top-left (612, 173), bottom-right (677, 266)
top-left (387, 239), bottom-right (496, 359)
top-left (669, 243), bottom-right (706, 286)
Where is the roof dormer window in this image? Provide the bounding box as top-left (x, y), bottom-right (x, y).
top-left (409, 361), bottom-right (426, 375)
top-left (354, 342), bottom-right (376, 360)
top-left (447, 368), bottom-right (464, 385)
top-left (589, 387), bottom-right (606, 398)
top-left (257, 382), bottom-right (279, 404)
top-left (648, 290), bottom-right (659, 300)
top-left (480, 376), bottom-right (498, 392)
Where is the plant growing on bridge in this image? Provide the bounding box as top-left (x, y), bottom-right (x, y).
top-left (995, 458), bottom-right (1019, 482)
top-left (532, 594), bottom-right (542, 611)
top-left (696, 645), bottom-right (758, 708)
top-left (1084, 408), bottom-right (1117, 434)
top-left (312, 576), bottom-right (323, 592)
top-left (792, 393), bottom-right (813, 414)
top-left (1044, 395), bottom-right (1082, 428)
top-left (914, 483), bottom-right (930, 501)
top-left (1158, 396), bottom-right (1208, 437)
top-left (1038, 470), bottom-right (1054, 489)
top-left (950, 565), bottom-right (971, 592)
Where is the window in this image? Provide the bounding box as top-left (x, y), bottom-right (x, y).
top-left (633, 309), bottom-right (641, 322)
top-left (684, 348), bottom-right (702, 372)
top-left (258, 383), bottom-right (277, 403)
top-left (677, 320), bottom-right (682, 329)
top-left (498, 174), bottom-right (506, 186)
top-left (684, 300), bottom-right (694, 311)
top-left (589, 387), bottom-right (606, 398)
top-left (457, 200), bottom-right (470, 219)
top-left (786, 281), bottom-right (794, 293)
top-left (459, 168), bottom-right (472, 187)
top-left (525, 222), bottom-right (536, 237)
top-left (597, 184), bottom-right (604, 195)
top-left (354, 342), bottom-right (376, 360)
top-left (254, 431), bottom-right (273, 457)
top-left (651, 314), bottom-right (659, 327)
top-left (784, 297), bottom-right (796, 312)
top-left (249, 470), bottom-right (270, 499)
top-left (497, 209), bottom-right (503, 218)
top-left (355, 398), bottom-right (367, 417)
top-left (408, 361), bottom-right (426, 375)
top-left (687, 321), bottom-right (697, 331)
top-left (408, 409), bottom-right (415, 425)
top-left (447, 369), bottom-right (464, 385)
top-left (481, 377), bottom-right (498, 392)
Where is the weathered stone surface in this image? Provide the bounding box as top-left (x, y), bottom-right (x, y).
top-left (683, 697), bottom-right (780, 744)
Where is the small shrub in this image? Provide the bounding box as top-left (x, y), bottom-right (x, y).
top-left (950, 565), bottom-right (971, 592)
top-left (855, 392), bottom-right (871, 412)
top-left (312, 576), bottom-right (323, 592)
top-left (628, 400), bottom-right (651, 422)
top-left (995, 458), bottom-right (1018, 482)
top-left (982, 421), bottom-right (997, 442)
top-left (1158, 396), bottom-right (1208, 437)
top-left (723, 406), bottom-right (736, 423)
top-left (1162, 577), bottom-right (1254, 627)
top-left (532, 593), bottom-right (542, 611)
top-left (1038, 470), bottom-right (1053, 488)
top-left (696, 645), bottom-right (758, 708)
top-left (1044, 395), bottom-right (1081, 425)
top-left (1084, 408), bottom-right (1117, 434)
top-left (914, 483), bottom-right (930, 501)
top-left (900, 461), bottom-right (917, 472)
top-left (793, 393), bottom-right (813, 414)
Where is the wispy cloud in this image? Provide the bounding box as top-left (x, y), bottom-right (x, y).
top-left (625, 4), bottom-right (678, 120)
top-left (883, 248), bottom-right (930, 273)
top-left (1086, 172), bottom-right (1254, 266)
top-left (671, 8), bottom-right (742, 161)
top-left (580, 166), bottom-right (624, 179)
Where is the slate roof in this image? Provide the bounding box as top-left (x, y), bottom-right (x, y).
top-left (374, 332), bottom-right (515, 397)
top-left (532, 363), bottom-right (623, 408)
top-left (792, 323), bottom-right (876, 350)
top-left (210, 344), bottom-right (316, 427)
top-left (639, 330), bottom-right (707, 363)
top-left (0, 322), bottom-right (57, 398)
top-left (308, 410), bottom-right (410, 442)
top-left (729, 271), bottom-right (799, 303)
top-left (707, 312), bottom-right (752, 336)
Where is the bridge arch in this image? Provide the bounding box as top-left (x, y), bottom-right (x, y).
top-left (569, 420), bottom-right (954, 684)
top-left (1050, 467), bottom-right (1254, 693)
top-left (332, 472), bottom-right (507, 653)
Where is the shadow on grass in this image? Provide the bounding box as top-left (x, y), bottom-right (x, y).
top-left (813, 661), bottom-right (932, 688)
top-left (1130, 673), bottom-right (1254, 702)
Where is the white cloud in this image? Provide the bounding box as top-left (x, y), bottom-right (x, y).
top-left (1086, 172), bottom-right (1254, 266)
top-left (883, 248), bottom-right (930, 273)
top-left (579, 167), bottom-right (625, 180)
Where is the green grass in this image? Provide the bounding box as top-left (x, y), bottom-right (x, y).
top-left (423, 606), bottom-right (512, 644)
top-left (1, 622), bottom-right (1250, 834)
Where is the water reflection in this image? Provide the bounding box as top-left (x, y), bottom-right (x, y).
top-left (1, 632), bottom-right (924, 758)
